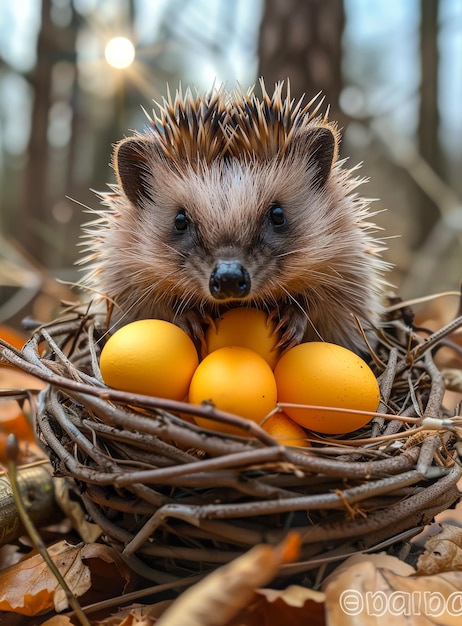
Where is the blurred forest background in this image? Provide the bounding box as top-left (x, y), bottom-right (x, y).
top-left (0, 0), bottom-right (461, 327)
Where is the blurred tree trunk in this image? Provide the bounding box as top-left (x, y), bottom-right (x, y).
top-left (257, 0), bottom-right (345, 125)
top-left (18, 0), bottom-right (53, 265)
top-left (415, 0), bottom-right (441, 247)
top-left (18, 0), bottom-right (84, 270)
top-left (65, 9), bottom-right (80, 193)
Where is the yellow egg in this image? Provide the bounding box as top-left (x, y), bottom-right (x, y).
top-left (261, 412), bottom-right (311, 447)
top-left (100, 319), bottom-right (198, 400)
top-left (205, 308), bottom-right (280, 368)
top-left (189, 346), bottom-right (277, 436)
top-left (274, 342), bottom-right (380, 434)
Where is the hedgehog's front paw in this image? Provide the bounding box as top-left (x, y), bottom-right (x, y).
top-left (270, 305), bottom-right (308, 353)
top-left (177, 312), bottom-right (209, 356)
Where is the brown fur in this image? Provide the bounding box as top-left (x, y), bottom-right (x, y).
top-left (79, 80), bottom-right (390, 354)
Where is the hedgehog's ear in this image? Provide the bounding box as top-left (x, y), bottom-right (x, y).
top-left (114, 136), bottom-right (155, 208)
top-left (298, 126), bottom-right (338, 190)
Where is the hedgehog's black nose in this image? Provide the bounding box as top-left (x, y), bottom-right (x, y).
top-left (209, 261), bottom-right (251, 300)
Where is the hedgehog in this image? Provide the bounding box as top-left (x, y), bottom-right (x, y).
top-left (79, 79), bottom-right (390, 355)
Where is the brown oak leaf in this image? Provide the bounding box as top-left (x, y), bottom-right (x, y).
top-left (417, 524), bottom-right (462, 575)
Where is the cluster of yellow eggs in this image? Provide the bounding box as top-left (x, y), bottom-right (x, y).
top-left (99, 308), bottom-right (380, 444)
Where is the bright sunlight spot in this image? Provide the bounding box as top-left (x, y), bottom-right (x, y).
top-left (104, 37), bottom-right (136, 69)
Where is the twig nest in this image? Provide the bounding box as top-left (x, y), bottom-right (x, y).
top-left (2, 304), bottom-right (461, 586)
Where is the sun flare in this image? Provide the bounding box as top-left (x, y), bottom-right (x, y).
top-left (104, 37), bottom-right (135, 69)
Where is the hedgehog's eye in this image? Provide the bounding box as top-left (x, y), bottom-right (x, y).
top-left (174, 209), bottom-right (189, 232)
top-left (268, 203), bottom-right (286, 228)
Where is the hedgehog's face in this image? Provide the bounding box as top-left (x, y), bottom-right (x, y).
top-left (112, 125), bottom-right (344, 313)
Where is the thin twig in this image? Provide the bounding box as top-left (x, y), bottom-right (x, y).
top-left (6, 435), bottom-right (91, 626)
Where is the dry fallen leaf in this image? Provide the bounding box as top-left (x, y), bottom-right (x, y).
top-left (230, 586), bottom-right (325, 626)
top-left (0, 367), bottom-right (46, 466)
top-left (323, 551), bottom-right (415, 587)
top-left (40, 616), bottom-right (74, 626)
top-left (154, 532), bottom-right (300, 626)
top-left (0, 540), bottom-right (91, 615)
top-left (256, 584), bottom-right (325, 608)
top-left (0, 540), bottom-right (131, 616)
top-left (417, 524), bottom-right (462, 575)
top-left (94, 601), bottom-right (174, 626)
top-left (77, 541), bottom-right (132, 606)
top-left (53, 477), bottom-right (102, 544)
